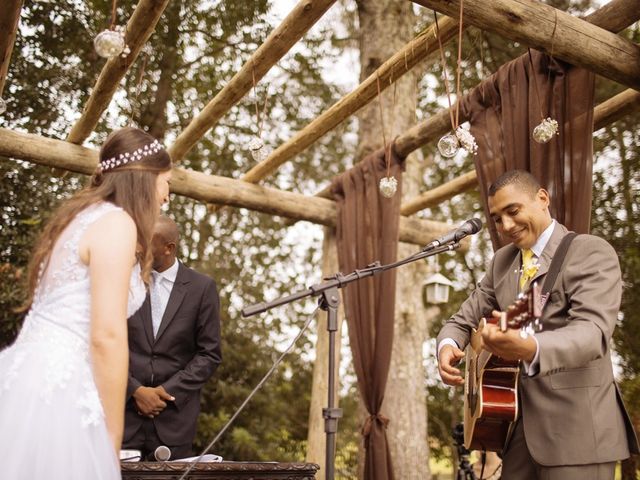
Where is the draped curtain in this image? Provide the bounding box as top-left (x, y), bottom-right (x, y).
top-left (460, 51), bottom-right (596, 249)
top-left (330, 144), bottom-right (406, 480)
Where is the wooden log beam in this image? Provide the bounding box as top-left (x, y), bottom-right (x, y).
top-left (315, 0), bottom-right (639, 202)
top-left (0, 128), bottom-right (457, 247)
top-left (580, 0), bottom-right (640, 34)
top-left (399, 86), bottom-right (640, 215)
top-left (238, 16), bottom-right (461, 185)
top-left (594, 88), bottom-right (640, 131)
top-left (66, 0), bottom-right (170, 145)
top-left (0, 0), bottom-right (23, 96)
top-left (411, 0), bottom-right (640, 90)
top-left (168, 0), bottom-right (338, 162)
top-left (401, 170), bottom-right (478, 215)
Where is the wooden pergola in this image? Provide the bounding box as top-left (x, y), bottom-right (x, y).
top-left (1, 0), bottom-right (639, 244)
top-left (1, 0), bottom-right (639, 475)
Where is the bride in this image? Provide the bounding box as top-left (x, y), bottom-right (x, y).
top-left (0, 127), bottom-right (172, 479)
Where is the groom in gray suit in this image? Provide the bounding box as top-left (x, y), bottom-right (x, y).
top-left (123, 216), bottom-right (222, 460)
top-left (437, 170), bottom-right (638, 479)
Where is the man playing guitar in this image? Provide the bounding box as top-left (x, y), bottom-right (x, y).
top-left (437, 170), bottom-right (638, 480)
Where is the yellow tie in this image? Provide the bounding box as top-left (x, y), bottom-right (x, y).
top-left (520, 248), bottom-right (536, 291)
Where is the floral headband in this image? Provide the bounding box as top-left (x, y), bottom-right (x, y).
top-left (98, 139), bottom-right (163, 172)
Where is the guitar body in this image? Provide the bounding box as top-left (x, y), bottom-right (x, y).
top-left (463, 284), bottom-right (542, 451)
top-left (463, 331), bottom-right (519, 451)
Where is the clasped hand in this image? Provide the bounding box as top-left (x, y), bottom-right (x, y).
top-left (133, 385), bottom-right (175, 418)
top-left (438, 310), bottom-right (537, 387)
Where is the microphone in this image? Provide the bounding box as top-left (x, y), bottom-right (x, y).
top-left (422, 218), bottom-right (483, 251)
top-left (154, 445), bottom-right (171, 462)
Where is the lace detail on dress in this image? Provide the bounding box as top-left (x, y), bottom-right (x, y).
top-left (77, 380), bottom-right (104, 427)
top-left (1, 201), bottom-right (146, 429)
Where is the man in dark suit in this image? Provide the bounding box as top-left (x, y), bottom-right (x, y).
top-left (437, 170), bottom-right (638, 479)
top-left (123, 216), bottom-right (222, 460)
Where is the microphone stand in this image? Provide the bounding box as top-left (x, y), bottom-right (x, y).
top-left (242, 242), bottom-right (461, 480)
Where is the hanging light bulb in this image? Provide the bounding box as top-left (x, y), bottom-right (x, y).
top-left (94, 26), bottom-right (129, 59)
top-left (379, 176), bottom-right (398, 198)
top-left (437, 132), bottom-right (460, 158)
top-left (532, 117), bottom-right (559, 144)
top-left (0, 97), bottom-right (6, 115)
top-left (455, 126), bottom-right (478, 155)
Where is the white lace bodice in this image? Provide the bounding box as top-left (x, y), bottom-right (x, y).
top-left (1, 202), bottom-right (146, 425)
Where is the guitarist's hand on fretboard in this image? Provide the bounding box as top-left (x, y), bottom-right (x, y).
top-left (438, 344), bottom-right (465, 386)
top-left (481, 309), bottom-right (537, 362)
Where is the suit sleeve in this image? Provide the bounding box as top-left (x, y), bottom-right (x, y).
top-left (126, 372), bottom-right (143, 400)
top-left (535, 235), bottom-right (621, 377)
top-left (126, 307), bottom-right (145, 400)
top-left (161, 277), bottom-right (222, 409)
top-left (436, 255), bottom-right (500, 351)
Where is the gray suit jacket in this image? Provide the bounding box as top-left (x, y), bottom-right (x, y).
top-left (437, 222), bottom-right (639, 465)
top-left (124, 263), bottom-right (222, 446)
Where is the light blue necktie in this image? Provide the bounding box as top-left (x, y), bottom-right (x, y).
top-left (150, 272), bottom-right (164, 338)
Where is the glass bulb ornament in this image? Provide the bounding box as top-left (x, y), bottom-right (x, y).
top-left (455, 126), bottom-right (478, 155)
top-left (249, 137), bottom-right (270, 162)
top-left (94, 26), bottom-right (129, 59)
top-left (0, 97), bottom-right (6, 115)
top-left (437, 132), bottom-right (460, 158)
top-left (532, 117), bottom-right (559, 144)
top-left (379, 176), bottom-right (398, 198)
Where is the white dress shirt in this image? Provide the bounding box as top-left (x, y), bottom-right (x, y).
top-left (438, 220), bottom-right (556, 376)
top-left (150, 259), bottom-right (179, 338)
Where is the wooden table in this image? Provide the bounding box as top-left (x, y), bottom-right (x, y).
top-left (121, 461), bottom-right (319, 479)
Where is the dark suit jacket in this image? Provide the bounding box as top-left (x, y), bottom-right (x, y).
top-left (437, 222), bottom-right (639, 465)
top-left (124, 262), bottom-right (222, 446)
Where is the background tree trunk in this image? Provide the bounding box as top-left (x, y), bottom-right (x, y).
top-left (356, 2), bottom-right (436, 478)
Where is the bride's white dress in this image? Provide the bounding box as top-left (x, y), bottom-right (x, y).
top-left (0, 202), bottom-right (146, 479)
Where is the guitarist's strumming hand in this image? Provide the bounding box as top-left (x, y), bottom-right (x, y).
top-left (481, 310), bottom-right (537, 362)
top-left (438, 344), bottom-right (465, 386)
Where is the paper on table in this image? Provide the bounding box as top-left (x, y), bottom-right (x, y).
top-left (170, 454), bottom-right (223, 463)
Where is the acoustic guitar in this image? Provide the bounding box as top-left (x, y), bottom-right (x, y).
top-left (463, 283), bottom-right (542, 451)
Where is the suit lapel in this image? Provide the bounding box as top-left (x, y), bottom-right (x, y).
top-left (141, 296), bottom-right (154, 346)
top-left (531, 222), bottom-right (568, 286)
top-left (494, 245), bottom-right (521, 308)
top-left (155, 263), bottom-right (189, 342)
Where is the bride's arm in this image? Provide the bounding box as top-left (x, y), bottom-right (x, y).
top-left (82, 210), bottom-right (137, 453)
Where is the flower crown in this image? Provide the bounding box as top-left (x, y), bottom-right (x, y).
top-left (99, 139), bottom-right (163, 172)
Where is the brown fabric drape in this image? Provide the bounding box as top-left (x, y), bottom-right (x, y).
top-left (330, 144), bottom-right (406, 480)
top-left (460, 51), bottom-right (595, 249)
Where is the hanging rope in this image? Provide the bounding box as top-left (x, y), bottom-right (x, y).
top-left (110, 0), bottom-right (118, 29)
top-left (251, 62), bottom-right (269, 139)
top-left (129, 53), bottom-right (148, 125)
top-left (434, 1), bottom-right (465, 133)
top-left (375, 70), bottom-right (398, 178)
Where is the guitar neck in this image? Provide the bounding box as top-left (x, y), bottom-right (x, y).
top-left (485, 282), bottom-right (542, 332)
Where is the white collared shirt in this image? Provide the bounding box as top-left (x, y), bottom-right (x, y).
top-left (150, 259), bottom-right (179, 337)
top-left (529, 219), bottom-right (555, 260)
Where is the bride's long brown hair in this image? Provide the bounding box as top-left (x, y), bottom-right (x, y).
top-left (21, 127), bottom-right (172, 311)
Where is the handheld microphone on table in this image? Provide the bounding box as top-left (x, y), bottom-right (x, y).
top-left (422, 218), bottom-right (483, 252)
top-left (154, 445), bottom-right (171, 462)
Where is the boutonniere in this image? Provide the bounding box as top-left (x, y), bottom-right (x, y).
top-left (523, 261), bottom-right (540, 279)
